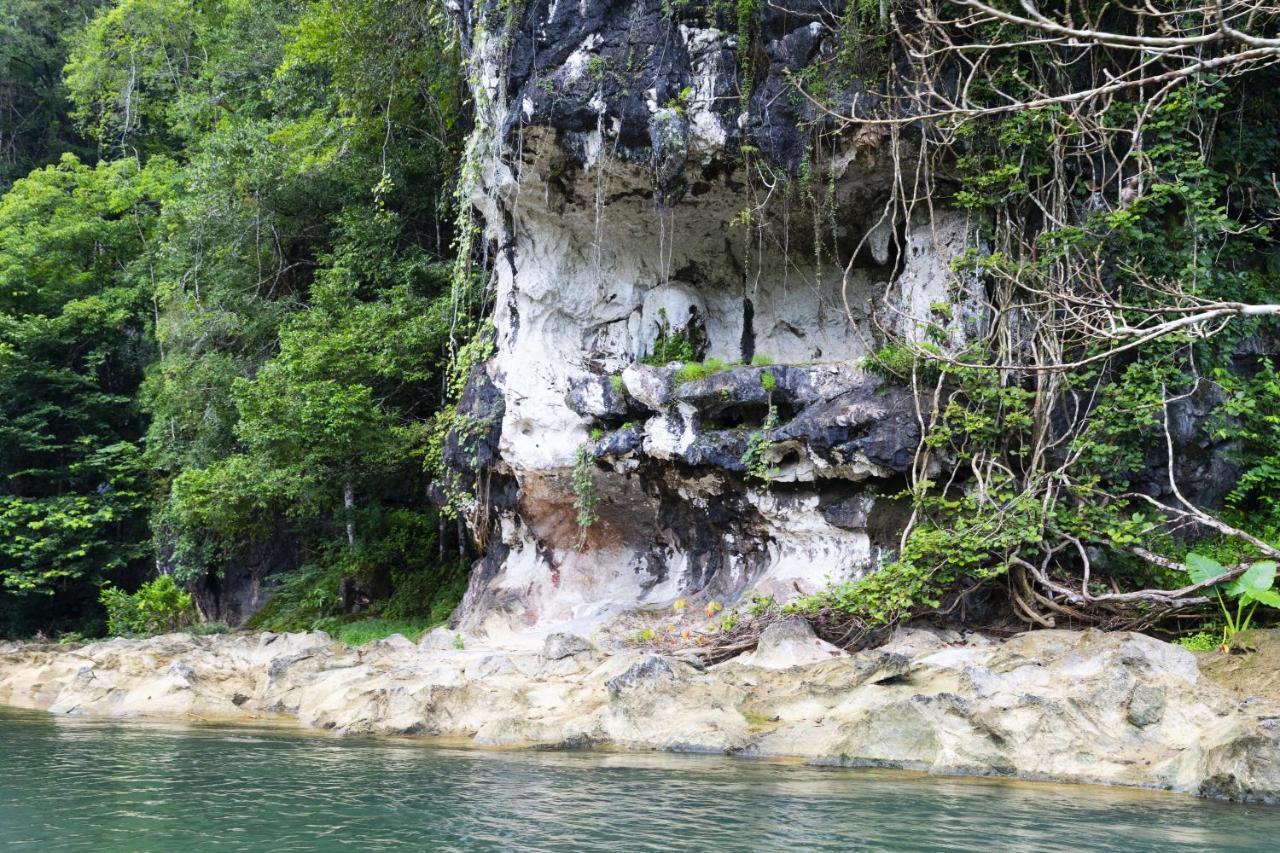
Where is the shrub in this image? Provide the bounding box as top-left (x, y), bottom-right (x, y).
top-left (99, 576), bottom-right (195, 637)
top-left (641, 309), bottom-right (698, 365)
top-left (245, 561), bottom-right (344, 633)
top-left (1176, 631), bottom-right (1220, 652)
top-left (427, 572), bottom-right (468, 624)
top-left (246, 507), bottom-right (468, 634)
top-left (1185, 553), bottom-right (1280, 648)
top-left (740, 404), bottom-right (779, 482)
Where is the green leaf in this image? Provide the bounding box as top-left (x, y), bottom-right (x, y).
top-left (1185, 552), bottom-right (1225, 585)
top-left (1226, 561), bottom-right (1277, 598)
top-left (1244, 588), bottom-right (1280, 609)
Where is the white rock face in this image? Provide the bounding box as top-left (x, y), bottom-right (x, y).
top-left (679, 25), bottom-right (730, 157)
top-left (451, 11), bottom-right (982, 640)
top-left (3, 629), bottom-right (1279, 803)
top-left (745, 491), bottom-right (874, 596)
top-left (888, 211), bottom-right (988, 346)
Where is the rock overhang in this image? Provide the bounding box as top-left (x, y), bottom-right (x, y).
top-left (447, 0), bottom-right (982, 639)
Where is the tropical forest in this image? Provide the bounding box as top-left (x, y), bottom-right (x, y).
top-left (3, 0), bottom-right (1280, 846)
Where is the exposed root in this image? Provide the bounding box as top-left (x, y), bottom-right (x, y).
top-left (668, 608), bottom-right (882, 664)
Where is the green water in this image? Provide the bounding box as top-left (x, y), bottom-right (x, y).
top-left (0, 708), bottom-right (1275, 851)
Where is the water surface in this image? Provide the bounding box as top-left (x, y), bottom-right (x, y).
top-left (0, 707), bottom-right (1274, 851)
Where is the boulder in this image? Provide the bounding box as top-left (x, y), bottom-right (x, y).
top-left (542, 633), bottom-right (597, 661)
top-left (620, 365), bottom-right (671, 411)
top-left (605, 655), bottom-right (680, 696)
top-left (728, 619), bottom-right (845, 670)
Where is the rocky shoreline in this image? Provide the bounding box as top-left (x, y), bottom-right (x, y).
top-left (2, 624), bottom-right (1279, 804)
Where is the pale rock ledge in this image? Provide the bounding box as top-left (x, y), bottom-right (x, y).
top-left (2, 627), bottom-right (1278, 804)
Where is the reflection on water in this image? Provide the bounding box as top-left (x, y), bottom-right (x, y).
top-left (0, 707), bottom-right (1274, 852)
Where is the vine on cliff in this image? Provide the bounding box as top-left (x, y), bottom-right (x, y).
top-left (770, 0), bottom-right (1280, 635)
top-left (572, 444), bottom-right (600, 549)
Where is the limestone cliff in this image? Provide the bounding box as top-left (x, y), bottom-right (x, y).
top-left (442, 0), bottom-right (984, 641)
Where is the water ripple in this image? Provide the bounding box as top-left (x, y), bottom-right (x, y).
top-left (0, 708), bottom-right (1274, 852)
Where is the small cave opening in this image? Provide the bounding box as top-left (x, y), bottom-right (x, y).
top-left (590, 412), bottom-right (629, 433)
top-left (702, 398), bottom-right (798, 430)
top-left (835, 217), bottom-right (908, 279)
top-left (739, 298), bottom-right (755, 363)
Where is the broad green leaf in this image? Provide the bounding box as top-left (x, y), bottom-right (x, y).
top-left (1245, 588), bottom-right (1280, 609)
top-left (1185, 552), bottom-right (1225, 585)
top-left (1226, 561), bottom-right (1277, 598)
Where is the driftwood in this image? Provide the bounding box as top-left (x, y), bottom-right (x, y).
top-left (667, 609), bottom-right (881, 664)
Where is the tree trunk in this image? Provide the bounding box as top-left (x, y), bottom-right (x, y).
top-left (344, 483), bottom-right (356, 549)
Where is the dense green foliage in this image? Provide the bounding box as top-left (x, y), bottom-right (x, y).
top-left (4, 0), bottom-right (1280, 647)
top-left (788, 7), bottom-right (1280, 639)
top-left (0, 0), bottom-right (474, 639)
top-left (100, 574), bottom-right (194, 636)
top-left (0, 1), bottom-right (105, 189)
top-left (0, 155), bottom-right (173, 634)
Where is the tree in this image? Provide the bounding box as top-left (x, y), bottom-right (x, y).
top-left (0, 0), bottom-right (105, 189)
top-left (0, 155), bottom-right (174, 633)
top-left (133, 0), bottom-right (470, 621)
top-left (0, 0), bottom-right (472, 636)
top-left (162, 216), bottom-right (459, 623)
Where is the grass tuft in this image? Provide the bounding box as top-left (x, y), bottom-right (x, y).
top-left (674, 357), bottom-right (733, 384)
top-left (332, 617), bottom-right (439, 646)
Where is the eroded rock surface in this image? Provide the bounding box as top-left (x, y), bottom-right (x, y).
top-left (3, 628), bottom-right (1278, 803)
top-left (445, 0), bottom-right (982, 642)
